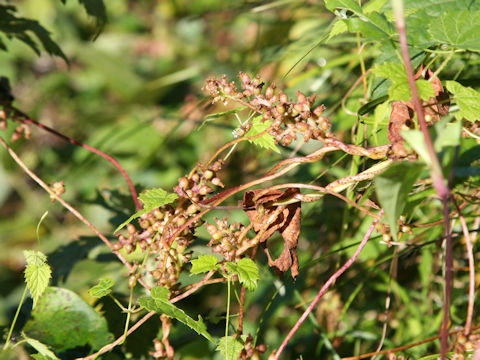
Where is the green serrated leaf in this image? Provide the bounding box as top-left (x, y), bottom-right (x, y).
top-left (225, 258), bottom-right (259, 291)
top-left (22, 333), bottom-right (60, 360)
top-left (88, 278), bottom-right (114, 298)
top-left (375, 162), bottom-right (424, 241)
top-left (446, 81), bottom-right (480, 122)
top-left (373, 63), bottom-right (435, 101)
top-left (364, 0), bottom-right (388, 13)
top-left (23, 250), bottom-right (47, 266)
top-left (401, 130), bottom-right (432, 166)
top-left (325, 0), bottom-right (362, 13)
top-left (245, 116), bottom-right (280, 153)
top-left (138, 188), bottom-right (179, 210)
top-left (346, 11), bottom-right (394, 40)
top-left (139, 286), bottom-right (215, 343)
top-left (428, 10), bottom-right (480, 52)
top-left (23, 251), bottom-right (51, 309)
top-left (23, 287), bottom-right (113, 352)
top-left (115, 188), bottom-right (178, 233)
top-left (327, 20), bottom-right (348, 40)
top-left (216, 336), bottom-right (244, 360)
top-left (190, 255), bottom-right (219, 275)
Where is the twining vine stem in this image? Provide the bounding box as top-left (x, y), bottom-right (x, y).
top-left (272, 210), bottom-right (383, 359)
top-left (392, 1), bottom-right (452, 357)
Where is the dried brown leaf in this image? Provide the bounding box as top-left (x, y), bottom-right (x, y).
top-left (242, 188), bottom-right (301, 279)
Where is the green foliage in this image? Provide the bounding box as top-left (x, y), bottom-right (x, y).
top-left (428, 10), bottom-right (480, 51)
top-left (446, 81), bottom-right (480, 122)
top-left (225, 258), bottom-right (259, 291)
top-left (115, 188), bottom-right (178, 232)
top-left (245, 116), bottom-right (280, 153)
top-left (374, 162), bottom-right (424, 241)
top-left (22, 333), bottom-right (60, 360)
top-left (0, 5), bottom-right (67, 61)
top-left (88, 277), bottom-right (114, 298)
top-left (23, 287), bottom-right (113, 352)
top-left (138, 286), bottom-right (215, 344)
top-left (23, 250), bottom-right (51, 309)
top-left (216, 335), bottom-right (245, 360)
top-left (190, 255), bottom-right (220, 274)
top-left (373, 62), bottom-right (435, 101)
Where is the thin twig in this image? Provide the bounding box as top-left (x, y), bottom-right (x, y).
top-left (392, 2), bottom-right (452, 357)
top-left (8, 106), bottom-right (141, 209)
top-left (452, 198), bottom-right (475, 335)
top-left (341, 325), bottom-right (480, 360)
top-left (272, 210), bottom-right (383, 360)
top-left (0, 136), bottom-right (150, 289)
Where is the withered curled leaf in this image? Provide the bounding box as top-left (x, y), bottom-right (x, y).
top-left (242, 188), bottom-right (301, 279)
top-left (388, 66), bottom-right (450, 157)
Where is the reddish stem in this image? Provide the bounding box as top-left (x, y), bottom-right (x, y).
top-left (272, 211), bottom-right (382, 359)
top-left (392, 3), bottom-right (452, 357)
top-left (9, 106), bottom-right (141, 210)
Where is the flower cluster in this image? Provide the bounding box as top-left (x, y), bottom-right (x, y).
top-left (175, 160), bottom-right (224, 204)
top-left (206, 218), bottom-right (251, 262)
top-left (203, 73), bottom-right (333, 146)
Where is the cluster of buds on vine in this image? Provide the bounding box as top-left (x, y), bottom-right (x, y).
top-left (175, 159), bottom-right (224, 204)
top-left (239, 333), bottom-right (267, 359)
top-left (203, 73), bottom-right (333, 146)
top-left (113, 160), bottom-right (227, 290)
top-left (206, 218), bottom-right (253, 262)
top-left (0, 107), bottom-right (31, 142)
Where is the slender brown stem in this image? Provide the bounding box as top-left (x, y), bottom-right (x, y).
top-left (341, 325), bottom-right (480, 360)
top-left (272, 210), bottom-right (383, 360)
top-left (452, 198), bottom-right (475, 335)
top-left (8, 106), bottom-right (141, 209)
top-left (392, 2), bottom-right (452, 357)
top-left (237, 285), bottom-right (246, 335)
top-left (0, 136), bottom-right (150, 289)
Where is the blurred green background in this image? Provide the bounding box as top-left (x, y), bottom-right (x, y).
top-left (0, 0), bottom-right (473, 359)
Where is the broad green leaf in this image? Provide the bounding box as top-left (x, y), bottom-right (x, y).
top-left (139, 286), bottom-right (215, 343)
top-left (346, 12), bottom-right (394, 40)
top-left (325, 0), bottom-right (362, 13)
top-left (22, 333), bottom-right (60, 360)
top-left (115, 188), bottom-right (178, 233)
top-left (446, 81), bottom-right (480, 122)
top-left (245, 116), bottom-right (280, 153)
top-left (88, 278), bottom-right (114, 298)
top-left (375, 162), bottom-right (424, 241)
top-left (190, 255), bottom-right (219, 275)
top-left (364, 0), bottom-right (388, 13)
top-left (327, 20), bottom-right (348, 40)
top-left (23, 287), bottom-right (113, 352)
top-left (428, 10), bottom-right (480, 52)
top-left (225, 258), bottom-right (259, 291)
top-left (216, 336), bottom-right (244, 360)
top-left (373, 63), bottom-right (435, 101)
top-left (401, 130), bottom-right (432, 166)
top-left (433, 119), bottom-right (462, 151)
top-left (139, 188), bottom-right (179, 210)
top-left (23, 250), bottom-right (51, 309)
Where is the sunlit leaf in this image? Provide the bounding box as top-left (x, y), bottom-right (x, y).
top-left (428, 10), bottom-right (480, 52)
top-left (216, 336), bottom-right (244, 360)
top-left (139, 286), bottom-right (215, 343)
top-left (190, 255), bottom-right (219, 275)
top-left (22, 333), bottom-right (60, 360)
top-left (23, 287), bottom-right (113, 352)
top-left (375, 162), bottom-right (424, 241)
top-left (115, 188), bottom-right (178, 233)
top-left (24, 250), bottom-right (51, 309)
top-left (88, 278), bottom-right (114, 298)
top-left (245, 116), bottom-right (280, 153)
top-left (225, 258), bottom-right (259, 291)
top-left (446, 81), bottom-right (480, 122)
top-left (373, 63), bottom-right (435, 101)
